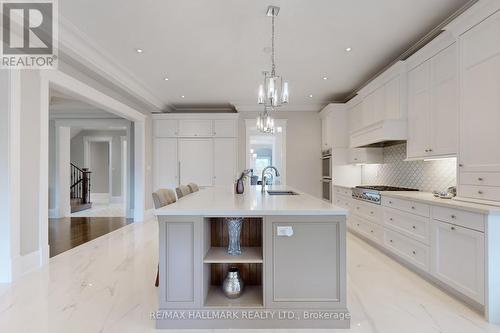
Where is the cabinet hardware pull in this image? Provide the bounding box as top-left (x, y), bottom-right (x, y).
top-left (478, 177), bottom-right (483, 181)
top-left (425, 149), bottom-right (428, 152)
top-left (428, 148), bottom-right (433, 152)
top-left (451, 215), bottom-right (456, 219)
top-left (370, 230), bottom-right (374, 233)
top-left (390, 239), bottom-right (393, 243)
top-left (389, 201), bottom-right (392, 204)
top-left (412, 250), bottom-right (416, 255)
top-left (370, 211), bottom-right (374, 214)
top-left (451, 226), bottom-right (456, 230)
top-left (389, 218), bottom-right (393, 221)
top-left (411, 206), bottom-right (415, 209)
top-left (412, 225), bottom-right (416, 229)
top-left (459, 163), bottom-right (463, 167)
top-left (478, 190), bottom-right (483, 194)
top-left (356, 224), bottom-right (360, 227)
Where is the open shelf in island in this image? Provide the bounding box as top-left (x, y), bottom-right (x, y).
top-left (205, 285), bottom-right (263, 308)
top-left (203, 247), bottom-right (263, 263)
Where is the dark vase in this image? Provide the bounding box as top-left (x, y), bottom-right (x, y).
top-left (236, 178), bottom-right (244, 194)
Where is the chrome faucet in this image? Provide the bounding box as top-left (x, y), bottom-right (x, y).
top-left (261, 166), bottom-right (280, 193)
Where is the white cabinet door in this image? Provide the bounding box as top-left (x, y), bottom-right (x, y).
top-left (348, 148), bottom-right (383, 164)
top-left (371, 86), bottom-right (386, 124)
top-left (154, 119), bottom-right (178, 137)
top-left (213, 139), bottom-right (237, 186)
top-left (407, 61), bottom-right (431, 159)
top-left (430, 220), bottom-right (484, 304)
top-left (178, 139), bottom-right (213, 186)
top-left (459, 11), bottom-right (500, 173)
top-left (213, 119), bottom-right (236, 137)
top-left (154, 138), bottom-right (178, 189)
top-left (178, 120), bottom-right (213, 137)
top-left (429, 43), bottom-right (458, 157)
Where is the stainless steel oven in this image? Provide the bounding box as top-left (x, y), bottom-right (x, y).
top-left (322, 149), bottom-right (332, 179)
top-left (321, 178), bottom-right (332, 202)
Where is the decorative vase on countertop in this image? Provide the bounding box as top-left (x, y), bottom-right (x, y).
top-left (226, 217), bottom-right (243, 255)
top-left (222, 267), bottom-right (244, 299)
top-left (235, 178), bottom-right (244, 194)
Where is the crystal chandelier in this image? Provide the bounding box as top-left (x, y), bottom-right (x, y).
top-left (256, 107), bottom-right (275, 134)
top-left (257, 6), bottom-right (289, 108)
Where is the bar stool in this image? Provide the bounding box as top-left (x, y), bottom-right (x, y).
top-left (176, 185), bottom-right (191, 199)
top-left (187, 182), bottom-right (199, 192)
top-left (152, 188), bottom-right (177, 287)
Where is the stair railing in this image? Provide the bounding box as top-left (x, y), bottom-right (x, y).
top-left (70, 163), bottom-right (92, 204)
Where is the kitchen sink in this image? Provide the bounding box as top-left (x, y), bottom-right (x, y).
top-left (267, 190), bottom-right (299, 195)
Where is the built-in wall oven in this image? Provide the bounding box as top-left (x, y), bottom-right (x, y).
top-left (321, 178), bottom-right (332, 202)
top-left (321, 149), bottom-right (333, 201)
top-left (322, 149), bottom-right (332, 179)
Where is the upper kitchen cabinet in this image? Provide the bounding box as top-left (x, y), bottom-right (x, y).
top-left (154, 119), bottom-right (178, 137)
top-left (406, 32), bottom-right (458, 160)
top-left (213, 119), bottom-right (237, 137)
top-left (178, 119), bottom-right (213, 137)
top-left (456, 9), bottom-right (500, 203)
top-left (347, 61), bottom-right (407, 148)
top-left (320, 103), bottom-right (349, 150)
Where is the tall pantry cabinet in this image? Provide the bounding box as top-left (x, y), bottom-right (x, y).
top-left (153, 114), bottom-right (238, 191)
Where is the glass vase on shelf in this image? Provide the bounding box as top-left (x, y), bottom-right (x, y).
top-left (225, 217), bottom-right (244, 256)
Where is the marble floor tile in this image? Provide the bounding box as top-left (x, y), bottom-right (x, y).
top-left (1, 219), bottom-right (499, 333)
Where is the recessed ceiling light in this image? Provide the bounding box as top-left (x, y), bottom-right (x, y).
top-left (136, 48), bottom-right (143, 53)
top-left (309, 94), bottom-right (313, 98)
top-left (180, 95), bottom-right (185, 98)
top-left (345, 47), bottom-right (352, 52)
top-left (322, 77), bottom-right (328, 80)
top-left (164, 77), bottom-right (169, 81)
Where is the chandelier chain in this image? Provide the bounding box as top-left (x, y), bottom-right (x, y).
top-left (271, 13), bottom-right (275, 75)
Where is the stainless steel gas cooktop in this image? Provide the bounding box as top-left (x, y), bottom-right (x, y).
top-left (352, 185), bottom-right (419, 205)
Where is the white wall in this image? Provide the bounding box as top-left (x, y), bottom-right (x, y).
top-left (238, 111), bottom-right (322, 198)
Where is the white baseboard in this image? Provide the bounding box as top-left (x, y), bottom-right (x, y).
top-left (110, 196), bottom-right (123, 204)
top-left (91, 193), bottom-right (110, 204)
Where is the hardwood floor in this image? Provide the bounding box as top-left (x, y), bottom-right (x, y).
top-left (48, 216), bottom-right (134, 257)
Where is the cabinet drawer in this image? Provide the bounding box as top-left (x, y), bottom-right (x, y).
top-left (383, 208), bottom-right (429, 244)
top-left (351, 201), bottom-right (382, 223)
top-left (334, 186), bottom-right (351, 196)
top-left (350, 215), bottom-right (383, 243)
top-left (460, 184), bottom-right (500, 202)
top-left (432, 206), bottom-right (484, 232)
top-left (334, 195), bottom-right (351, 209)
top-left (384, 228), bottom-right (430, 271)
top-left (461, 172), bottom-right (500, 187)
top-left (382, 196), bottom-right (430, 217)
top-left (178, 120), bottom-right (213, 137)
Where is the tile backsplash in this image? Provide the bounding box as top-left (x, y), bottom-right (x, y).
top-left (361, 143), bottom-right (456, 193)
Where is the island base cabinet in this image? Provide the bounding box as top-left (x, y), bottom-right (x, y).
top-left (158, 216), bottom-right (202, 309)
top-left (264, 216), bottom-right (347, 309)
top-left (430, 220), bottom-right (485, 304)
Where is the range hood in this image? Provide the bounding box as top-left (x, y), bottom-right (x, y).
top-left (349, 119), bottom-right (407, 148)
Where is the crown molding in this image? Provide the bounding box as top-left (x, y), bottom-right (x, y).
top-left (233, 103), bottom-right (327, 113)
top-left (57, 17), bottom-right (166, 112)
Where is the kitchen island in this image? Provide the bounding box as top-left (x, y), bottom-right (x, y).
top-left (154, 185), bottom-right (350, 329)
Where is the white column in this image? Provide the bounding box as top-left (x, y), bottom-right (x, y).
top-left (0, 70), bottom-right (21, 283)
top-left (55, 125), bottom-right (71, 218)
top-left (134, 121), bottom-right (146, 221)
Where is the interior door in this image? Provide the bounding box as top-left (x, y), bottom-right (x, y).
top-left (178, 139), bottom-right (213, 186)
top-left (154, 138), bottom-right (178, 189)
top-left (459, 11), bottom-right (500, 172)
top-left (213, 138), bottom-right (237, 186)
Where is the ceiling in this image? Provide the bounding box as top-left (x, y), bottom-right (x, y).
top-left (60, 0), bottom-right (472, 112)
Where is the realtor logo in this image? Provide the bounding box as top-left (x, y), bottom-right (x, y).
top-left (1, 0), bottom-right (58, 68)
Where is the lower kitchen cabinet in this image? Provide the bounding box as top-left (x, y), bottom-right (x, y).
top-left (265, 216), bottom-right (346, 309)
top-left (430, 220), bottom-right (485, 304)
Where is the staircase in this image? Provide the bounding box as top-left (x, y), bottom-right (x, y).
top-left (70, 163), bottom-right (92, 213)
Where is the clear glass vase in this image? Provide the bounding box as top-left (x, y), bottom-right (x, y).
top-left (226, 217), bottom-right (243, 256)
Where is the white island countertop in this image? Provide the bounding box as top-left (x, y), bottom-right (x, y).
top-left (155, 185), bottom-right (348, 217)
